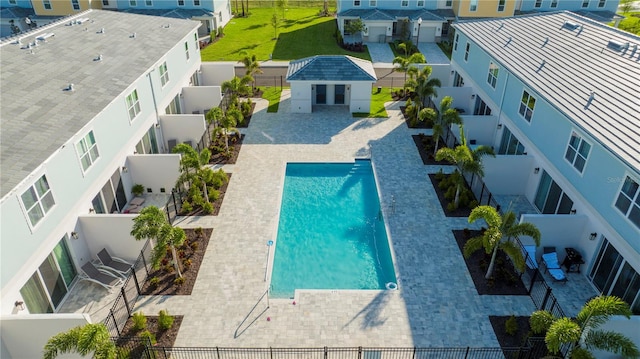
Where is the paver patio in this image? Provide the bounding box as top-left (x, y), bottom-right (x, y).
top-left (132, 93), bottom-right (540, 348)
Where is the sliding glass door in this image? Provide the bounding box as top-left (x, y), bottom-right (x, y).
top-left (92, 169), bottom-right (128, 214)
top-left (534, 170), bottom-right (574, 214)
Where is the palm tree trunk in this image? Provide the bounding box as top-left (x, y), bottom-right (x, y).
top-left (485, 245), bottom-right (499, 279)
top-left (433, 137), bottom-right (440, 156)
top-left (171, 244), bottom-right (183, 278)
top-left (454, 183), bottom-right (461, 207)
top-left (203, 181), bottom-right (210, 204)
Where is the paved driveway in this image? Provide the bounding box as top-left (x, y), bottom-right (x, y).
top-left (366, 42), bottom-right (396, 65)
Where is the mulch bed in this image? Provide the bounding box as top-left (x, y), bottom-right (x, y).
top-left (428, 173), bottom-right (475, 217)
top-left (209, 134), bottom-right (244, 165)
top-left (117, 316), bottom-right (183, 355)
top-left (400, 106), bottom-right (432, 129)
top-left (489, 316), bottom-right (550, 357)
top-left (452, 230), bottom-right (528, 296)
top-left (412, 134), bottom-right (453, 165)
top-left (140, 228), bottom-right (212, 295)
top-left (179, 174), bottom-right (231, 216)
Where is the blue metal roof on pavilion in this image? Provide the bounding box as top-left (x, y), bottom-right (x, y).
top-left (286, 55), bottom-right (377, 82)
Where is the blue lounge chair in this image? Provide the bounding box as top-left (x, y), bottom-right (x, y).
top-left (542, 247), bottom-right (567, 282)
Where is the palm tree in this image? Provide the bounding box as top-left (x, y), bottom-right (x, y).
top-left (432, 96), bottom-right (461, 156)
top-left (464, 206), bottom-right (541, 279)
top-left (408, 66), bottom-right (441, 110)
top-left (392, 53), bottom-right (425, 88)
top-left (221, 75), bottom-right (253, 99)
top-left (44, 323), bottom-right (116, 359)
top-left (241, 54), bottom-right (263, 92)
top-left (530, 295), bottom-right (639, 358)
top-left (418, 107), bottom-right (436, 128)
top-left (206, 107), bottom-right (223, 130)
top-left (214, 108), bottom-right (241, 156)
top-left (131, 206), bottom-right (186, 278)
top-left (173, 145), bottom-right (212, 203)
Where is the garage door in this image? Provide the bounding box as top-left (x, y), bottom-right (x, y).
top-left (368, 26), bottom-right (387, 43)
top-left (418, 26), bottom-right (436, 43)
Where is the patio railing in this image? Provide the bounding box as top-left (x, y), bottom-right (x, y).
top-left (103, 239), bottom-right (153, 337)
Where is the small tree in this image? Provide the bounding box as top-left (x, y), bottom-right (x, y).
top-left (222, 75), bottom-right (253, 99)
top-left (277, 0), bottom-right (288, 19)
top-left (432, 96), bottom-right (461, 156)
top-left (392, 53), bottom-right (426, 88)
top-left (131, 206), bottom-right (186, 278)
top-left (271, 13), bottom-right (280, 40)
top-left (345, 18), bottom-right (365, 36)
top-left (621, 0), bottom-right (633, 14)
top-left (530, 295), bottom-right (639, 358)
top-left (44, 323), bottom-right (116, 359)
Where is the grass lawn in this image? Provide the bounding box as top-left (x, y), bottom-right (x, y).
top-left (201, 8), bottom-right (371, 61)
top-left (260, 87), bottom-right (286, 113)
top-left (353, 88), bottom-right (391, 118)
top-left (613, 12), bottom-right (640, 35)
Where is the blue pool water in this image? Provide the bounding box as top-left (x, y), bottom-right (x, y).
top-left (270, 160), bottom-right (397, 298)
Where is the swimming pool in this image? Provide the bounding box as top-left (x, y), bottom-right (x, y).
top-left (270, 160), bottom-right (397, 298)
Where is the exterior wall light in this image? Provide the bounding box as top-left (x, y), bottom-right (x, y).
top-left (71, 231), bottom-right (79, 239)
top-left (589, 232), bottom-right (597, 241)
top-left (14, 301), bottom-right (25, 311)
top-left (534, 167), bottom-right (540, 174)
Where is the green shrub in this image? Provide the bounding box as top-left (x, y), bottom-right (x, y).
top-left (174, 277), bottom-right (185, 286)
top-left (217, 26), bottom-right (223, 37)
top-left (469, 200), bottom-right (479, 209)
top-left (208, 189), bottom-right (220, 202)
top-left (181, 201), bottom-right (193, 214)
top-left (194, 227), bottom-right (204, 237)
top-left (139, 330), bottom-right (156, 345)
top-left (505, 315), bottom-right (518, 336)
top-left (149, 277), bottom-right (160, 288)
top-left (447, 202), bottom-right (457, 212)
top-left (116, 347), bottom-right (132, 359)
top-left (190, 241), bottom-right (199, 251)
top-left (210, 169), bottom-right (228, 189)
top-left (444, 187), bottom-right (455, 200)
top-left (183, 258), bottom-right (192, 269)
top-left (158, 310), bottom-right (175, 331)
top-left (438, 180), bottom-right (449, 190)
top-left (202, 202), bottom-right (214, 214)
top-left (132, 312), bottom-right (147, 332)
top-left (191, 191), bottom-right (204, 206)
top-left (435, 169), bottom-right (445, 181)
top-left (163, 265), bottom-right (174, 273)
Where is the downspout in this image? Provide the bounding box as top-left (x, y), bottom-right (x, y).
top-left (147, 70), bottom-right (165, 153)
top-left (496, 70), bottom-right (510, 146)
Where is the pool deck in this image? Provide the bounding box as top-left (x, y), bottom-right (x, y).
top-left (133, 92), bottom-right (540, 348)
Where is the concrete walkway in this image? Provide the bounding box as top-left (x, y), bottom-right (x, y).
top-left (133, 95), bottom-right (539, 348)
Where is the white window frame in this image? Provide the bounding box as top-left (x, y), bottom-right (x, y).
top-left (598, 0), bottom-right (606, 7)
top-left (178, 0), bottom-right (185, 6)
top-left (102, 0), bottom-right (109, 6)
top-left (130, 0), bottom-right (137, 6)
top-left (453, 34), bottom-right (459, 51)
top-left (487, 61), bottom-right (499, 89)
top-left (184, 42), bottom-right (190, 60)
top-left (159, 62), bottom-right (169, 87)
top-left (71, 0), bottom-right (80, 10)
top-left (126, 89), bottom-right (141, 121)
top-left (145, 0), bottom-right (153, 5)
top-left (464, 42), bottom-right (470, 61)
top-left (369, 0), bottom-right (377, 5)
top-left (564, 131), bottom-right (591, 174)
top-left (534, 0), bottom-right (542, 8)
top-left (194, 0), bottom-right (201, 5)
top-left (469, 0), bottom-right (478, 11)
top-left (43, 0), bottom-right (52, 10)
top-left (497, 0), bottom-right (506, 11)
top-left (582, 0), bottom-right (589, 7)
top-left (519, 89), bottom-right (536, 122)
top-left (614, 175), bottom-right (640, 230)
top-left (9, 0), bottom-right (17, 4)
top-left (401, 0), bottom-right (409, 7)
top-left (76, 130), bottom-right (100, 173)
top-left (20, 174), bottom-right (55, 228)
top-left (417, 0), bottom-right (425, 6)
top-left (353, 0), bottom-right (360, 6)
top-left (550, 0), bottom-right (558, 8)
top-left (445, 0), bottom-right (452, 7)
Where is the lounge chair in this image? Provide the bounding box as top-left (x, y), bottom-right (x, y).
top-left (97, 248), bottom-right (132, 278)
top-left (80, 262), bottom-right (123, 292)
top-left (542, 247), bottom-right (567, 282)
top-left (523, 245), bottom-right (538, 270)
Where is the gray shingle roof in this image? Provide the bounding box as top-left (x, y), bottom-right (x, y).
top-left (0, 9), bottom-right (199, 198)
top-left (286, 56), bottom-right (377, 82)
top-left (117, 7), bottom-right (215, 19)
top-left (453, 11), bottom-right (640, 173)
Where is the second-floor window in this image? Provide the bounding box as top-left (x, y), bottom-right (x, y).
top-left (178, 0), bottom-right (185, 6)
top-left (194, 0), bottom-right (200, 5)
top-left (21, 175), bottom-right (55, 227)
top-left (72, 0), bottom-right (80, 10)
top-left (464, 42), bottom-right (470, 61)
top-left (102, 0), bottom-right (109, 5)
top-left (43, 0), bottom-right (52, 9)
top-left (370, 0), bottom-right (376, 5)
top-left (615, 176), bottom-right (640, 229)
top-left (126, 89), bottom-right (141, 120)
top-left (598, 0), bottom-right (606, 7)
top-left (353, 0), bottom-right (360, 6)
top-left (498, 0), bottom-right (506, 11)
top-left (129, 0), bottom-right (137, 6)
top-left (185, 42), bottom-right (190, 60)
top-left (401, 0), bottom-right (409, 6)
top-left (454, 34), bottom-right (459, 51)
top-left (582, 0), bottom-right (589, 7)
top-left (551, 0), bottom-right (558, 7)
top-left (534, 0), bottom-right (542, 8)
top-left (417, 0), bottom-right (425, 6)
top-left (519, 90), bottom-right (536, 122)
top-left (445, 0), bottom-right (453, 6)
top-left (146, 0), bottom-right (153, 5)
top-left (565, 132), bottom-right (591, 173)
top-left (487, 62), bottom-right (499, 88)
top-left (77, 131), bottom-right (100, 172)
top-left (159, 62), bottom-right (169, 87)
top-left (470, 0), bottom-right (478, 11)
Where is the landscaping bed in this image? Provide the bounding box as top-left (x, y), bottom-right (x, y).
top-left (178, 174), bottom-right (231, 216)
top-left (412, 134), bottom-right (452, 165)
top-left (210, 134), bottom-right (243, 165)
top-left (400, 105), bottom-right (432, 128)
top-left (489, 316), bottom-right (549, 358)
top-left (236, 101), bottom-right (257, 128)
top-left (452, 230), bottom-right (528, 295)
top-left (141, 228), bottom-right (212, 295)
top-left (428, 173), bottom-right (476, 217)
top-left (116, 315), bottom-right (183, 356)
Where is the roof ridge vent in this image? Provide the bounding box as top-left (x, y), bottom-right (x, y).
top-left (584, 91), bottom-right (595, 110)
top-left (505, 36), bottom-right (512, 46)
top-left (542, 36), bottom-right (549, 47)
top-left (536, 59), bottom-right (546, 72)
top-left (496, 23), bottom-right (504, 31)
top-left (607, 40), bottom-right (629, 52)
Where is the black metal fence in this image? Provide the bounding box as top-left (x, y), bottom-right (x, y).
top-left (254, 75), bottom-right (286, 90)
top-left (104, 240), bottom-right (153, 337)
top-left (165, 189), bottom-right (186, 224)
top-left (144, 346), bottom-right (535, 359)
top-left (114, 336), bottom-right (155, 359)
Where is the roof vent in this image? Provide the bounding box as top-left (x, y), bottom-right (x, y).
top-left (496, 23), bottom-right (504, 31)
top-left (505, 36), bottom-right (512, 46)
top-left (36, 33), bottom-right (54, 42)
top-left (607, 40), bottom-right (629, 52)
top-left (584, 91), bottom-right (595, 110)
top-left (99, 27), bottom-right (105, 34)
top-left (164, 24), bottom-right (171, 28)
top-left (130, 32), bottom-right (137, 38)
top-left (562, 21), bottom-right (580, 31)
top-left (542, 36), bottom-right (549, 47)
top-left (65, 83), bottom-right (75, 92)
top-left (537, 59), bottom-right (546, 72)
top-left (94, 54), bottom-right (102, 61)
top-left (76, 17), bottom-right (89, 24)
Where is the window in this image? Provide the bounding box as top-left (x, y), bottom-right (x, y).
top-left (598, 0), bottom-right (606, 7)
top-left (464, 42), bottom-right (470, 61)
top-left (136, 126), bottom-right (159, 154)
top-left (165, 94), bottom-right (182, 114)
top-left (129, 0), bottom-right (137, 6)
top-left (564, 132), bottom-right (591, 173)
top-left (71, 0), bottom-right (80, 9)
top-left (159, 62), bottom-right (169, 87)
top-left (185, 41), bottom-right (190, 60)
top-left (370, 0), bottom-right (376, 5)
top-left (534, 170), bottom-right (574, 214)
top-left (534, 0), bottom-right (542, 8)
top-left (21, 175), bottom-right (55, 227)
top-left (473, 97), bottom-right (492, 116)
top-left (469, 0), bottom-right (478, 11)
top-left (126, 89), bottom-right (141, 120)
top-left (102, 0), bottom-right (109, 5)
top-left (453, 34), bottom-right (459, 51)
top-left (43, 0), bottom-right (52, 9)
top-left (498, 0), bottom-right (506, 11)
top-left (76, 131), bottom-right (100, 172)
top-left (146, 0), bottom-right (153, 5)
top-left (9, 0), bottom-right (17, 4)
top-left (401, 0), bottom-right (409, 6)
top-left (498, 127), bottom-right (525, 155)
top-left (550, 0), bottom-right (558, 8)
top-left (354, 0), bottom-right (360, 5)
top-left (582, 0), bottom-right (589, 7)
top-left (178, 0), bottom-right (185, 6)
top-left (519, 90), bottom-right (536, 122)
top-left (92, 169), bottom-right (127, 214)
top-left (487, 61), bottom-right (499, 88)
top-left (194, 0), bottom-right (200, 5)
top-left (615, 176), bottom-right (640, 229)
top-left (453, 72), bottom-right (464, 87)
top-left (445, 0), bottom-right (452, 6)
top-left (417, 0), bottom-right (425, 6)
